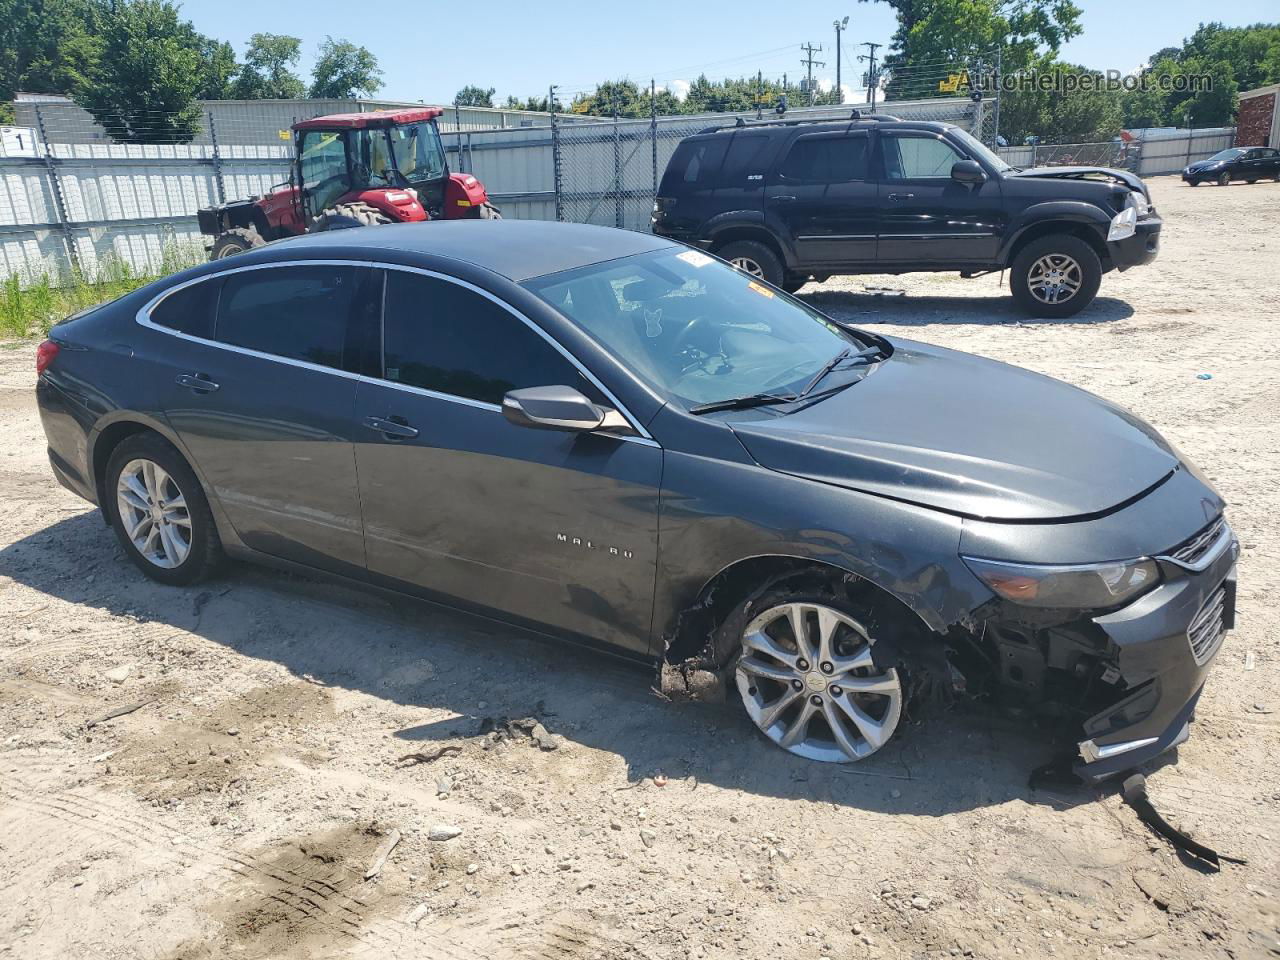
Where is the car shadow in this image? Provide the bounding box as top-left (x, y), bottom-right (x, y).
top-left (2, 510), bottom-right (1116, 818)
top-left (799, 289), bottom-right (1135, 327)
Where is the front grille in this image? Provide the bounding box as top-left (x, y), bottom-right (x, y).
top-left (1188, 585), bottom-right (1227, 664)
top-left (1169, 516), bottom-right (1226, 567)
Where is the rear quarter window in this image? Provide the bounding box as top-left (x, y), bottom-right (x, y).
top-left (150, 278), bottom-right (221, 339)
top-left (665, 138), bottom-right (728, 191)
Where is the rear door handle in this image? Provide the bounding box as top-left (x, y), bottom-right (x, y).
top-left (771, 195), bottom-right (797, 202)
top-left (363, 415), bottom-right (419, 440)
top-left (887, 193), bottom-right (915, 201)
top-left (175, 373), bottom-right (219, 393)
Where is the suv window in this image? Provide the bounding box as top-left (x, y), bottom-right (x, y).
top-left (381, 271), bottom-right (601, 406)
top-left (216, 265), bottom-right (375, 371)
top-left (779, 134), bottom-right (869, 182)
top-left (719, 133), bottom-right (770, 185)
top-left (881, 133), bottom-right (965, 180)
top-left (152, 278), bottom-right (221, 339)
top-left (677, 138), bottom-right (729, 186)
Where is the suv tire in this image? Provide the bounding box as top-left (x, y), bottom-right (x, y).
top-left (782, 273), bottom-right (809, 294)
top-left (718, 240), bottom-right (784, 288)
top-left (106, 433), bottom-right (223, 586)
top-left (1010, 234), bottom-right (1102, 319)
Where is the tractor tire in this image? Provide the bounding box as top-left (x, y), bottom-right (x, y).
top-left (310, 202), bottom-right (394, 233)
top-left (475, 201), bottom-right (502, 219)
top-left (209, 226), bottom-right (264, 260)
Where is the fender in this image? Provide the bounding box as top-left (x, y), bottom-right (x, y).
top-left (444, 173), bottom-right (490, 219)
top-left (337, 188), bottom-right (429, 223)
top-left (704, 212), bottom-right (796, 267)
top-left (999, 200), bottom-right (1112, 263)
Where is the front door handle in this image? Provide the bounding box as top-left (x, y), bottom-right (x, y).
top-left (363, 415), bottom-right (419, 440)
top-left (887, 193), bottom-right (915, 201)
top-left (175, 373), bottom-right (219, 393)
top-left (771, 195), bottom-right (797, 202)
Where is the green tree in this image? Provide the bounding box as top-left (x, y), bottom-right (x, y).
top-left (503, 93), bottom-right (561, 112)
top-left (309, 37), bottom-right (382, 99)
top-left (232, 32), bottom-right (304, 99)
top-left (194, 37), bottom-right (237, 100)
top-left (454, 85), bottom-right (496, 107)
top-left (72, 0), bottom-right (205, 143)
top-left (0, 0), bottom-right (105, 119)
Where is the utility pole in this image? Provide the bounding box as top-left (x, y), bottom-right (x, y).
top-left (756, 70), bottom-right (763, 120)
top-left (859, 41), bottom-right (882, 109)
top-left (800, 42), bottom-right (825, 106)
top-left (992, 47), bottom-right (1002, 146)
top-left (833, 17), bottom-right (849, 104)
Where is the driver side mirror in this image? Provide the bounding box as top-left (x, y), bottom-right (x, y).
top-left (951, 159), bottom-right (987, 184)
top-left (503, 385), bottom-right (629, 434)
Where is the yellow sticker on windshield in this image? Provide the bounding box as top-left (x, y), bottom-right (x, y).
top-left (746, 280), bottom-right (775, 298)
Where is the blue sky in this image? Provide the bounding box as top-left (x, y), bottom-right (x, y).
top-left (181, 0), bottom-right (1277, 104)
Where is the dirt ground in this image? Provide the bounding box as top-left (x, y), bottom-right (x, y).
top-left (1, 178), bottom-right (1277, 960)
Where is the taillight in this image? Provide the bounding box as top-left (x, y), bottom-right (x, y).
top-left (36, 339), bottom-right (59, 375)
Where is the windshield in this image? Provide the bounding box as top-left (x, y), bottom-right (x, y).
top-left (950, 127), bottom-right (1012, 172)
top-left (389, 121), bottom-right (446, 184)
top-left (1209, 148), bottom-right (1245, 162)
top-left (523, 249), bottom-right (872, 408)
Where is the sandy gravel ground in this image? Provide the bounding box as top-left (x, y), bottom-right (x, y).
top-left (1, 178), bottom-right (1277, 960)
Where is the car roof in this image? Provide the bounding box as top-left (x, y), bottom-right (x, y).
top-left (263, 220), bottom-right (680, 281)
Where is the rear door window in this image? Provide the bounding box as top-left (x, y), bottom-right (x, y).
top-left (676, 138), bottom-right (729, 187)
top-left (779, 134), bottom-right (869, 182)
top-left (151, 278), bottom-right (222, 339)
top-left (215, 265), bottom-right (380, 372)
top-left (380, 271), bottom-right (603, 406)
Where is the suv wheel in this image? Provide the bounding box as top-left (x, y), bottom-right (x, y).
top-left (718, 240), bottom-right (784, 288)
top-left (106, 434), bottom-right (223, 586)
top-left (1010, 234), bottom-right (1102, 319)
top-left (721, 586), bottom-right (906, 763)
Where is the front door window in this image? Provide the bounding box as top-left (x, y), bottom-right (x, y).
top-left (299, 130), bottom-right (351, 215)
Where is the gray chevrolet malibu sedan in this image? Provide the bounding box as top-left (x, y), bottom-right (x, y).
top-left (35, 221), bottom-right (1237, 779)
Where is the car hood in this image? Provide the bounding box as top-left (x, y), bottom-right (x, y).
top-left (729, 340), bottom-right (1178, 521)
top-left (1011, 165), bottom-right (1147, 196)
top-left (1186, 159), bottom-right (1223, 173)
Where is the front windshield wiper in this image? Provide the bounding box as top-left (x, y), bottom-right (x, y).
top-left (796, 344), bottom-right (887, 399)
top-left (688, 392), bottom-right (800, 415)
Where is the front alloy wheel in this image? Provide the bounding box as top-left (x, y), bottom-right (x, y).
top-left (1026, 253), bottom-right (1083, 306)
top-left (735, 601), bottom-right (903, 763)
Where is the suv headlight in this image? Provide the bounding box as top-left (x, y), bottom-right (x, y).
top-left (962, 555), bottom-right (1160, 610)
top-left (1130, 190), bottom-right (1149, 217)
top-left (1107, 203), bottom-right (1137, 241)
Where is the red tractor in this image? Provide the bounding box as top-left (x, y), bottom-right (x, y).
top-left (197, 108), bottom-right (499, 259)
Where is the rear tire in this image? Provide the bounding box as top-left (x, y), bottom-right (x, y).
top-left (1010, 234), bottom-right (1102, 319)
top-left (105, 433), bottom-right (223, 586)
top-left (209, 226), bottom-right (264, 260)
top-left (311, 202), bottom-right (394, 232)
top-left (717, 240), bottom-right (784, 288)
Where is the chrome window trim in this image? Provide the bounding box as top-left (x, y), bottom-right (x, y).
top-left (136, 258), bottom-right (657, 444)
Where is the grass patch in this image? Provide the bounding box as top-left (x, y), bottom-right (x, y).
top-left (0, 242), bottom-right (205, 339)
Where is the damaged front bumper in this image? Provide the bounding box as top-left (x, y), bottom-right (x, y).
top-left (1073, 522), bottom-right (1238, 779)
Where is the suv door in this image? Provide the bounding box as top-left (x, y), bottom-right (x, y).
top-left (142, 263), bottom-right (381, 573)
top-left (767, 130), bottom-right (875, 264)
top-left (352, 268), bottom-right (662, 654)
top-left (875, 130), bottom-right (1004, 265)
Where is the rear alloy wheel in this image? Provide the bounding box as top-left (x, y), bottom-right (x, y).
top-left (717, 240), bottom-right (785, 288)
top-left (1010, 234), bottom-right (1101, 319)
top-left (1217, 171), bottom-right (1231, 186)
top-left (209, 226), bottom-right (264, 260)
top-left (106, 434), bottom-right (222, 586)
top-left (311, 201), bottom-right (394, 232)
top-left (735, 599), bottom-right (903, 763)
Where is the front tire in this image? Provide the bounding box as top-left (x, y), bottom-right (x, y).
top-left (718, 583), bottom-right (909, 763)
top-left (1010, 234), bottom-right (1102, 319)
top-left (106, 434), bottom-right (222, 586)
top-left (209, 226), bottom-right (264, 260)
top-left (1217, 171), bottom-right (1231, 186)
top-left (717, 240), bottom-right (785, 288)
top-left (1187, 179), bottom-right (1200, 187)
top-left (310, 201), bottom-right (394, 232)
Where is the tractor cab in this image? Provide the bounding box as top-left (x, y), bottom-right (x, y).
top-left (294, 109), bottom-right (451, 223)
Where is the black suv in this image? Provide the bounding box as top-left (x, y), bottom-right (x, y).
top-left (652, 115), bottom-right (1162, 317)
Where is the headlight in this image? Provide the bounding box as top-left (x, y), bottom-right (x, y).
top-left (1107, 204), bottom-right (1137, 241)
top-left (962, 555), bottom-right (1160, 609)
top-left (1129, 191), bottom-right (1149, 217)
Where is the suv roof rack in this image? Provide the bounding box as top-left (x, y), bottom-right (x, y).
top-left (697, 109), bottom-right (905, 135)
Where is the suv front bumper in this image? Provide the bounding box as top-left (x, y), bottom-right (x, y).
top-left (1108, 215), bottom-right (1162, 270)
top-left (1074, 520), bottom-right (1238, 780)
